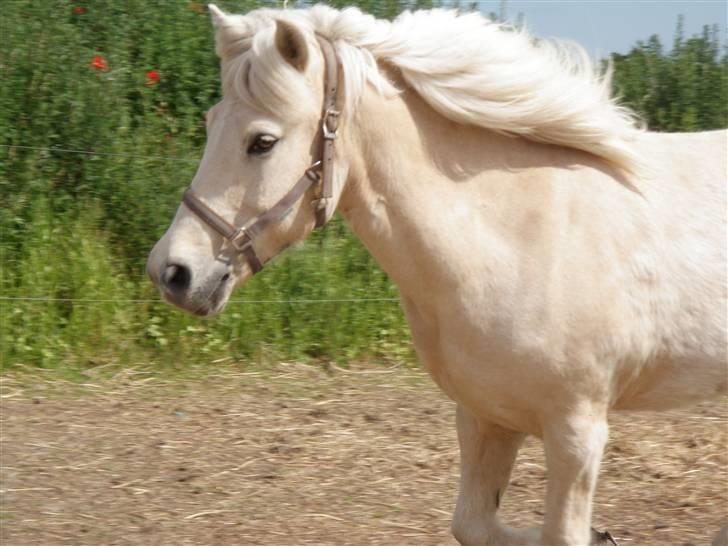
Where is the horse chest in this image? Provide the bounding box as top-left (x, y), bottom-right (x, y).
top-left (402, 296), bottom-right (552, 434)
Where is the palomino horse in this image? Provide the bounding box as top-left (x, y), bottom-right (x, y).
top-left (147, 5), bottom-right (727, 545)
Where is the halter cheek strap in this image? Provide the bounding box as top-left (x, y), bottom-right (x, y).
top-left (182, 166), bottom-right (320, 273)
top-left (182, 35), bottom-right (340, 275)
top-left (316, 35), bottom-right (339, 227)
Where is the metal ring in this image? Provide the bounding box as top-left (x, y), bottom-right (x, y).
top-left (322, 109), bottom-right (340, 140)
top-left (230, 228), bottom-right (252, 252)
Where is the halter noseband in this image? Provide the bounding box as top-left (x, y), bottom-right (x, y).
top-left (181, 35), bottom-right (340, 275)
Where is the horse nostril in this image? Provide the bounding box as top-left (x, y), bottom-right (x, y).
top-left (162, 263), bottom-right (192, 295)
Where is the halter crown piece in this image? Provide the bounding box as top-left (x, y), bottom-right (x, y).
top-left (181, 35), bottom-right (340, 275)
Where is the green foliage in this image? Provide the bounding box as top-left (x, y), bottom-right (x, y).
top-left (1, 201), bottom-right (138, 368)
top-left (610, 18), bottom-right (727, 131)
top-left (0, 0), bottom-right (419, 371)
top-left (1, 2), bottom-right (725, 372)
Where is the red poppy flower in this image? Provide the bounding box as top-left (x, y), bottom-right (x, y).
top-left (145, 70), bottom-right (161, 85)
top-left (90, 55), bottom-right (108, 71)
top-left (73, 6), bottom-right (85, 15)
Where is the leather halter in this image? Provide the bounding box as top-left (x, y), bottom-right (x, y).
top-left (182, 35), bottom-right (340, 275)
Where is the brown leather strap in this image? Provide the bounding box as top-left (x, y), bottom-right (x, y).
top-left (315, 35), bottom-right (340, 227)
top-left (241, 167), bottom-right (321, 240)
top-left (183, 166), bottom-right (320, 273)
top-left (182, 34), bottom-right (340, 275)
top-left (183, 188), bottom-right (237, 240)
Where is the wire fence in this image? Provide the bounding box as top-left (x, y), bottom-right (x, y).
top-left (0, 296), bottom-right (400, 304)
top-left (2, 143), bottom-right (401, 308)
top-left (0, 144), bottom-right (198, 163)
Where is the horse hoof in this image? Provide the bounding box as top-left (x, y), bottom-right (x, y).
top-left (591, 528), bottom-right (619, 546)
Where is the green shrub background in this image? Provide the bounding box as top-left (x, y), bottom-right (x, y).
top-left (1, 1), bottom-right (725, 372)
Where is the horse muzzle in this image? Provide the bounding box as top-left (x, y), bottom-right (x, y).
top-left (147, 252), bottom-right (235, 317)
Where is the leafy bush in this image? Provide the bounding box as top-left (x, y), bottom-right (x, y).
top-left (610, 20), bottom-right (727, 131)
top-left (1, 1), bottom-right (725, 372)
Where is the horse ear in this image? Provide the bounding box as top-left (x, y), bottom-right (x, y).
top-left (209, 4), bottom-right (251, 60)
top-left (274, 20), bottom-right (309, 72)
top-left (208, 4), bottom-right (226, 28)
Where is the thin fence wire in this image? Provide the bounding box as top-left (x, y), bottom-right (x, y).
top-left (0, 144), bottom-right (198, 163)
top-left (1, 143), bottom-right (402, 308)
top-left (0, 296), bottom-right (400, 305)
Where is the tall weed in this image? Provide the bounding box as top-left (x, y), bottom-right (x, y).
top-left (2, 1), bottom-right (724, 373)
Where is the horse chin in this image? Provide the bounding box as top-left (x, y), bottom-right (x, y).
top-left (191, 295), bottom-right (228, 318)
top-left (195, 277), bottom-right (234, 317)
top-left (162, 274), bottom-right (234, 318)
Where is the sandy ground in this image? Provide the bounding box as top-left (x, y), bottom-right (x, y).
top-left (1, 362), bottom-right (726, 546)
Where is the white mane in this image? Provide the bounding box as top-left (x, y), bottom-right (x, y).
top-left (215, 5), bottom-right (644, 172)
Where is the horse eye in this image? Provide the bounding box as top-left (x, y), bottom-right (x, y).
top-left (248, 134), bottom-right (278, 156)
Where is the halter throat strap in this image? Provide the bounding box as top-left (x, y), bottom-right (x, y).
top-left (182, 35), bottom-right (340, 275)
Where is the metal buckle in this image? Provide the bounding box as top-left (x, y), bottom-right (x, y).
top-left (322, 108), bottom-right (339, 140)
top-left (230, 227), bottom-right (252, 252)
top-left (305, 161), bottom-right (323, 182)
top-left (312, 196), bottom-right (329, 211)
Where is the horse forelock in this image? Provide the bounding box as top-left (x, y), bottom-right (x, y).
top-left (218, 18), bottom-right (315, 120)
top-left (215, 6), bottom-right (644, 174)
top-left (217, 7), bottom-right (392, 122)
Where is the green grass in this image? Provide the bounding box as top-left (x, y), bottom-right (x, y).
top-left (0, 197), bottom-right (413, 371)
top-left (1, 1), bottom-right (725, 373)
top-left (0, 0), bottom-right (418, 372)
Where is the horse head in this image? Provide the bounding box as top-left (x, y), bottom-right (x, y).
top-left (147, 6), bottom-right (346, 316)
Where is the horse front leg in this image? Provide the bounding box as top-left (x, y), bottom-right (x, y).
top-left (452, 404), bottom-right (538, 546)
top-left (541, 406), bottom-right (609, 546)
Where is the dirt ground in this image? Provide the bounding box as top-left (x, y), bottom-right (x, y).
top-left (1, 362), bottom-right (726, 546)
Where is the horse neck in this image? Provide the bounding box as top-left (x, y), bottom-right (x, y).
top-left (337, 83), bottom-right (571, 300)
top-left (337, 88), bottom-right (435, 296)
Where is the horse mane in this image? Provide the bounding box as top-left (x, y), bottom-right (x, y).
top-left (215, 5), bottom-right (645, 173)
